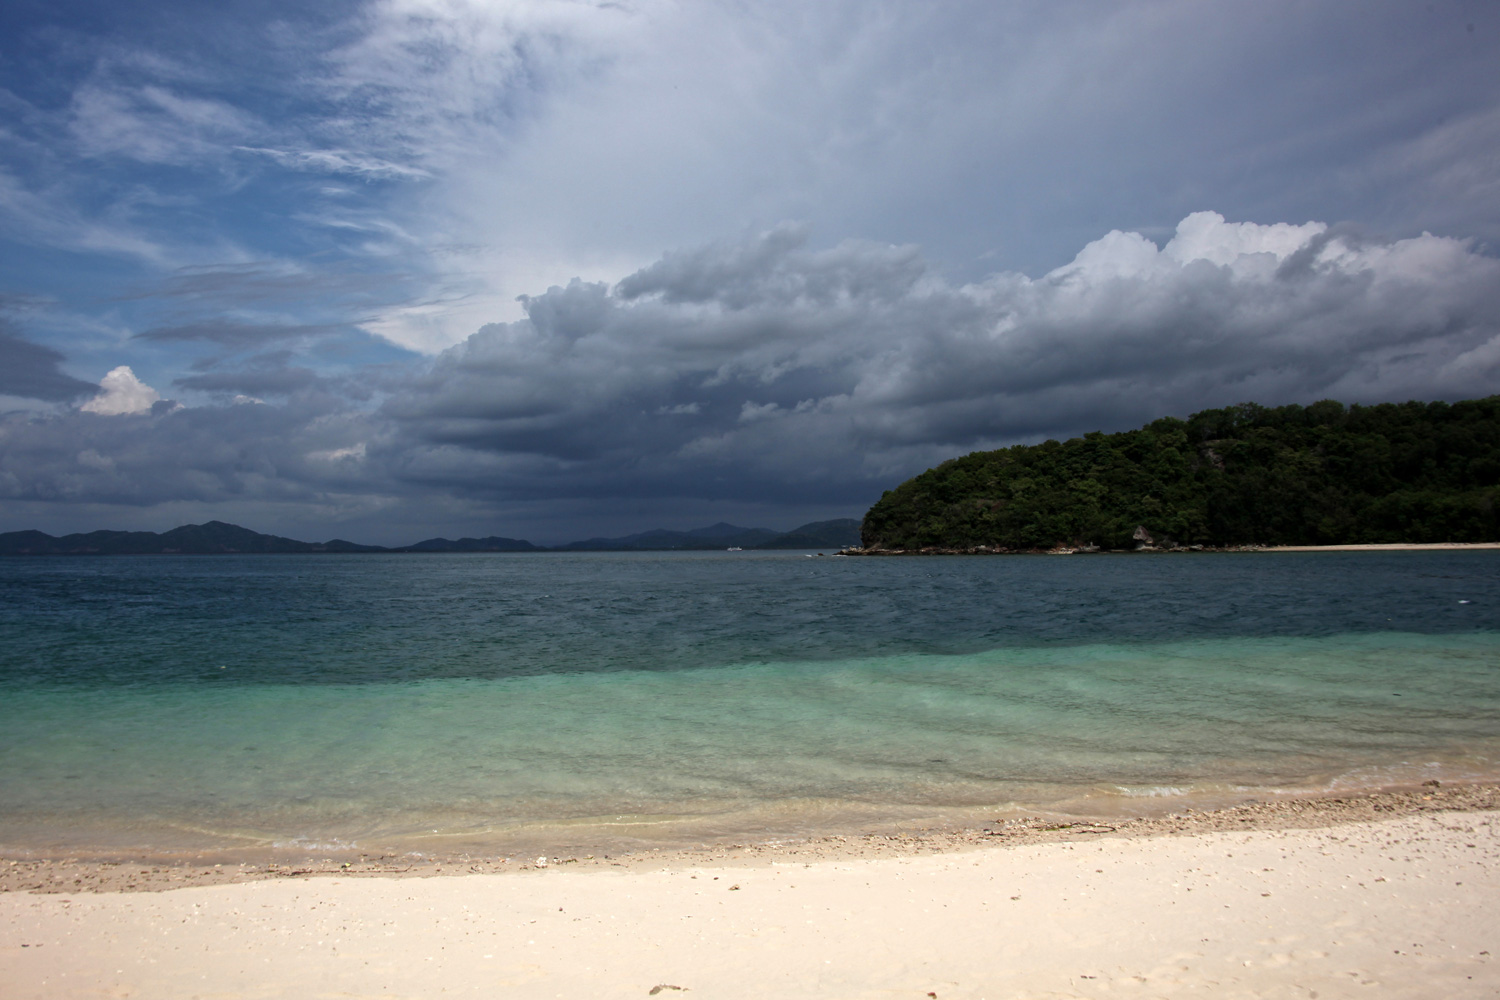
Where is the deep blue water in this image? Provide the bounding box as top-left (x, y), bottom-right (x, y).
top-left (1, 550), bottom-right (1497, 857)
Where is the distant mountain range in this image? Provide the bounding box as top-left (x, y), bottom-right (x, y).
top-left (0, 522), bottom-right (393, 556)
top-left (0, 518), bottom-right (860, 556)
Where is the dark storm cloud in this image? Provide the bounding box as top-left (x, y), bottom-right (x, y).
top-left (138, 263), bottom-right (405, 307)
top-left (0, 393), bottom-right (381, 507)
top-left (384, 215), bottom-right (1500, 506)
top-left (116, 259), bottom-right (441, 358)
top-left (5, 213), bottom-right (1498, 529)
top-left (0, 322), bottom-right (99, 402)
top-left (137, 319), bottom-right (346, 348)
top-left (173, 363), bottom-right (324, 396)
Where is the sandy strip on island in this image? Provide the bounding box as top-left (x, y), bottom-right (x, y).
top-left (3, 784), bottom-right (1498, 999)
top-left (1261, 542), bottom-right (1500, 551)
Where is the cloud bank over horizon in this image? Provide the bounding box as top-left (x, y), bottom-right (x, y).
top-left (3, 212), bottom-right (1498, 543)
top-left (1, 0), bottom-right (1498, 541)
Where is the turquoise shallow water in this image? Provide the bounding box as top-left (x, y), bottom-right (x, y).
top-left (1, 551), bottom-right (1497, 856)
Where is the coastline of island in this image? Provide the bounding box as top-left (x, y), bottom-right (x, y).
top-left (858, 396), bottom-right (1500, 555)
top-left (839, 541), bottom-right (1500, 555)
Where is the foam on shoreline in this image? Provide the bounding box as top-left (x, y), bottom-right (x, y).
top-left (5, 780), bottom-right (1496, 895)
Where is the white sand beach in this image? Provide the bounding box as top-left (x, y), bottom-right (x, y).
top-left (1263, 542), bottom-right (1500, 552)
top-left (4, 799), bottom-right (1497, 999)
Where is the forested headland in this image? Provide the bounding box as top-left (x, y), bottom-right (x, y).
top-left (858, 396), bottom-right (1500, 552)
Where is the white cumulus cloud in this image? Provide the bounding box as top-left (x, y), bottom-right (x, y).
top-left (80, 366), bottom-right (163, 415)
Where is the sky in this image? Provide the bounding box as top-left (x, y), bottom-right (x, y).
top-left (1, 0), bottom-right (1498, 545)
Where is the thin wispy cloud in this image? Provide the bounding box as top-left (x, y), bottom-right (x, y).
top-left (234, 146), bottom-right (432, 181)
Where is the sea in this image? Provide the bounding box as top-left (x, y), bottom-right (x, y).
top-left (1, 549), bottom-right (1497, 860)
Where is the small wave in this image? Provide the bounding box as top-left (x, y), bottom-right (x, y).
top-left (270, 837), bottom-right (361, 851)
top-left (1112, 785), bottom-right (1189, 798)
top-left (1323, 758), bottom-right (1500, 792)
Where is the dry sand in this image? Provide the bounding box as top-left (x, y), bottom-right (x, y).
top-left (3, 785), bottom-right (1498, 999)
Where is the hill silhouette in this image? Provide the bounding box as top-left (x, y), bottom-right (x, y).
top-left (0, 518), bottom-right (860, 555)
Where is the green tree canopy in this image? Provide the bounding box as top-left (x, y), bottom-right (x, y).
top-left (860, 397), bottom-right (1500, 550)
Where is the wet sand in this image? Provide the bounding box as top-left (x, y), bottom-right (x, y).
top-left (0, 781), bottom-right (1495, 895)
top-left (2, 782), bottom-right (1498, 998)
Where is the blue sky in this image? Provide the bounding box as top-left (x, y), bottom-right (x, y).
top-left (1, 0), bottom-right (1498, 544)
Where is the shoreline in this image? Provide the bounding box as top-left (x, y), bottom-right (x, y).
top-left (842, 541), bottom-right (1500, 555)
top-left (6, 780), bottom-right (1497, 896)
top-left (5, 782), bottom-right (1498, 999)
top-left (1263, 541), bottom-right (1500, 552)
